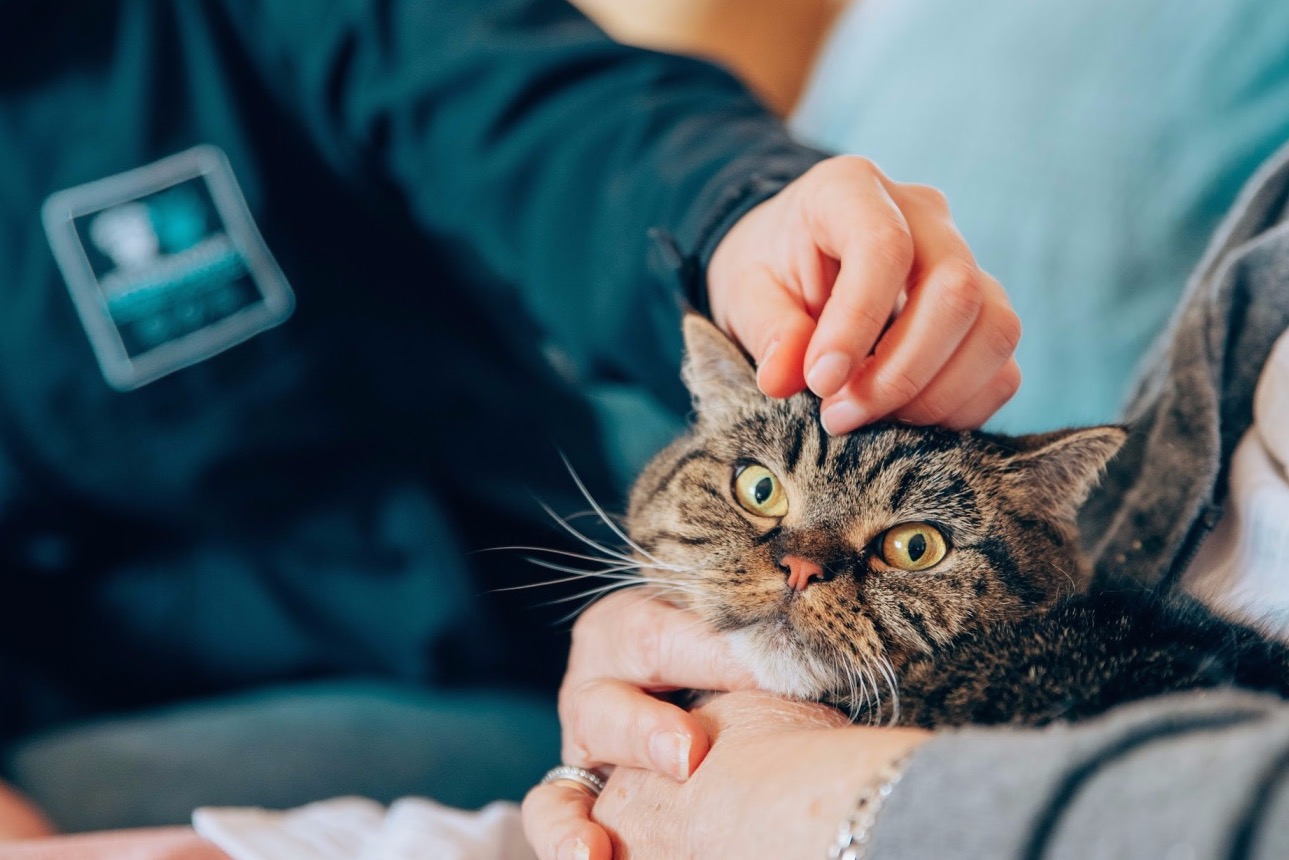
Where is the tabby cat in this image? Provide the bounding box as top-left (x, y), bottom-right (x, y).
top-left (623, 315), bottom-right (1289, 728)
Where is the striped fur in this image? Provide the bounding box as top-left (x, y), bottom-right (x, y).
top-left (627, 317), bottom-right (1126, 722)
top-left (624, 319), bottom-right (1289, 725)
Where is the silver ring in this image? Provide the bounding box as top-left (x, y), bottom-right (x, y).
top-left (540, 764), bottom-right (607, 798)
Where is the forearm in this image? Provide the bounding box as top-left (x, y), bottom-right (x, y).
top-left (871, 690), bottom-right (1289, 858)
top-left (568, 0), bottom-right (845, 114)
top-left (220, 0), bottom-right (827, 384)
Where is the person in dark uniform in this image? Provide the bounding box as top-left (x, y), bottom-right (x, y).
top-left (0, 0), bottom-right (1019, 837)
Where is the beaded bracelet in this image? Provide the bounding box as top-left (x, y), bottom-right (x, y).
top-left (826, 749), bottom-right (916, 860)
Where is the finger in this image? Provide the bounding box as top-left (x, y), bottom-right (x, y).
top-left (815, 188), bottom-right (985, 434)
top-left (561, 678), bottom-right (710, 780)
top-left (569, 591), bottom-right (759, 694)
top-left (801, 161), bottom-right (915, 400)
top-left (714, 270), bottom-right (816, 399)
top-left (522, 783), bottom-right (613, 860)
top-left (883, 278), bottom-right (1022, 427)
top-left (937, 357), bottom-right (1022, 430)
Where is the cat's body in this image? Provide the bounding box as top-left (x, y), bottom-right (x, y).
top-left (623, 316), bottom-right (1289, 728)
top-left (891, 590), bottom-right (1289, 726)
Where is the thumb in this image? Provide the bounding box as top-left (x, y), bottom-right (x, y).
top-left (716, 272), bottom-right (816, 399)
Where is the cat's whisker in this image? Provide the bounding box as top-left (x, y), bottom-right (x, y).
top-left (854, 661), bottom-right (877, 725)
top-left (482, 545), bottom-right (652, 567)
top-left (557, 453), bottom-right (682, 571)
top-left (1053, 561), bottom-right (1077, 593)
top-left (492, 573), bottom-right (626, 594)
top-left (495, 572), bottom-right (650, 596)
top-left (545, 581), bottom-right (655, 606)
top-left (564, 509), bottom-right (615, 523)
top-left (877, 656), bottom-right (901, 726)
top-left (548, 579), bottom-right (708, 625)
top-left (521, 557), bottom-right (645, 580)
top-left (541, 576), bottom-right (704, 607)
top-left (868, 661), bottom-right (894, 725)
top-left (842, 664), bottom-right (865, 724)
top-left (497, 566), bottom-right (674, 599)
top-left (538, 501), bottom-right (643, 566)
top-left (858, 670), bottom-right (874, 724)
top-left (546, 582), bottom-right (662, 623)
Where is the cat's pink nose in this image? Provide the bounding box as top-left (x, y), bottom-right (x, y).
top-left (781, 555), bottom-right (825, 592)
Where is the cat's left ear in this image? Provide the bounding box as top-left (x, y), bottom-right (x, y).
top-left (1005, 426), bottom-right (1128, 520)
top-left (681, 314), bottom-right (762, 417)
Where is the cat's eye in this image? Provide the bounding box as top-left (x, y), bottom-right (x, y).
top-left (732, 463), bottom-right (788, 518)
top-left (879, 523), bottom-right (948, 571)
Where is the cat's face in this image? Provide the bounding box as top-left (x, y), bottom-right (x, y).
top-left (626, 316), bottom-right (1125, 714)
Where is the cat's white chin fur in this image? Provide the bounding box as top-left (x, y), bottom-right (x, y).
top-left (725, 626), bottom-right (839, 700)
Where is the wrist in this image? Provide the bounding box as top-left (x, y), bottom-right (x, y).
top-left (827, 747), bottom-right (917, 860)
top-left (695, 724), bottom-right (929, 860)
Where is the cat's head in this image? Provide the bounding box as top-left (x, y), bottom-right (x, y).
top-left (626, 315), bottom-right (1125, 711)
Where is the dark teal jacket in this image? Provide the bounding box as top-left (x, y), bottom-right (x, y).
top-left (0, 0), bottom-right (825, 739)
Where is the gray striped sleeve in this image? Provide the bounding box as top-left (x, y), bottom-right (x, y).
top-left (869, 691), bottom-right (1289, 859)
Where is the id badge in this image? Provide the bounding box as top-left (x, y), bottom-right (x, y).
top-left (42, 145), bottom-right (295, 390)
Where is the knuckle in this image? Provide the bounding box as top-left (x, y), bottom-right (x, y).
top-left (995, 361), bottom-right (1023, 398)
top-left (839, 299), bottom-right (893, 340)
top-left (557, 676), bottom-right (581, 723)
top-left (988, 306), bottom-right (1024, 355)
top-left (905, 183), bottom-right (950, 211)
top-left (863, 220), bottom-right (915, 271)
top-left (855, 221), bottom-right (917, 275)
top-left (559, 693), bottom-right (598, 763)
top-left (871, 367), bottom-right (924, 410)
top-left (626, 610), bottom-right (668, 689)
top-left (935, 261), bottom-right (984, 323)
top-left (904, 392), bottom-right (955, 426)
top-left (830, 154), bottom-right (881, 179)
top-left (748, 318), bottom-right (782, 363)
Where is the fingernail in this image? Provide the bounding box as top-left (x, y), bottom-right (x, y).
top-left (650, 730), bottom-right (692, 780)
top-left (806, 352), bottom-right (852, 398)
top-left (558, 838), bottom-right (590, 860)
top-left (821, 401), bottom-right (869, 436)
top-left (756, 339), bottom-right (779, 391)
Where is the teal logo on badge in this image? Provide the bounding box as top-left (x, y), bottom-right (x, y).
top-left (43, 145), bottom-right (294, 390)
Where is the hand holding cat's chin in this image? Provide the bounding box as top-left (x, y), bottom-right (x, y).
top-left (523, 589), bottom-right (760, 860)
top-left (706, 155), bottom-right (1021, 434)
top-left (556, 589), bottom-right (760, 779)
top-left (591, 691), bottom-right (930, 860)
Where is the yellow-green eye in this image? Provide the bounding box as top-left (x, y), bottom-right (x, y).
top-left (732, 464), bottom-right (788, 518)
top-left (880, 523), bottom-right (948, 571)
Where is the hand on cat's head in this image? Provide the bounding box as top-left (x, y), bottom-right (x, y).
top-left (707, 155), bottom-right (1022, 435)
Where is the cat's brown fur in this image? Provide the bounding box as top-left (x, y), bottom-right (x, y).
top-left (624, 316), bottom-right (1289, 726)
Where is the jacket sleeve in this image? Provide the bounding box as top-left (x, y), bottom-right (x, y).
top-left (870, 690), bottom-right (1289, 858)
top-left (218, 0), bottom-right (828, 383)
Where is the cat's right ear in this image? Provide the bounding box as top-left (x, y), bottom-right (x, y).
top-left (681, 314), bottom-right (762, 417)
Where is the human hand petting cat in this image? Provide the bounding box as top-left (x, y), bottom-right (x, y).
top-left (524, 687), bottom-right (930, 860)
top-left (706, 156), bottom-right (1022, 435)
